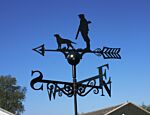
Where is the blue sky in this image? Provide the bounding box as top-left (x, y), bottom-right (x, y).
top-left (0, 0), bottom-right (150, 115)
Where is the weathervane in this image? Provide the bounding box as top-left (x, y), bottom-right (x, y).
top-left (30, 14), bottom-right (121, 115)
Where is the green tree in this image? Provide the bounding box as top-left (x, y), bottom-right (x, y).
top-left (141, 103), bottom-right (150, 112)
top-left (0, 75), bottom-right (26, 115)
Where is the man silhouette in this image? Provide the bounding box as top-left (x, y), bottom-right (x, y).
top-left (75, 14), bottom-right (91, 50)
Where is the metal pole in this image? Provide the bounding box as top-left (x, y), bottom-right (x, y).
top-left (72, 65), bottom-right (78, 115)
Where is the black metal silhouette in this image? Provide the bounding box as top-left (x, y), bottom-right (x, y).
top-left (31, 64), bottom-right (111, 99)
top-left (33, 44), bottom-right (121, 59)
top-left (54, 34), bottom-right (76, 49)
top-left (31, 14), bottom-right (121, 115)
top-left (75, 14), bottom-right (91, 50)
top-left (31, 65), bottom-right (111, 115)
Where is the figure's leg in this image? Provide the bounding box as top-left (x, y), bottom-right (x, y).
top-left (70, 44), bottom-right (74, 49)
top-left (81, 32), bottom-right (91, 50)
top-left (58, 44), bottom-right (61, 49)
top-left (86, 39), bottom-right (90, 50)
top-left (67, 44), bottom-right (69, 49)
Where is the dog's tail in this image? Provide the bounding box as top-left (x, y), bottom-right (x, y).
top-left (71, 41), bottom-right (76, 44)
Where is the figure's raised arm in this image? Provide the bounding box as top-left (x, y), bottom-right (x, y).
top-left (88, 21), bottom-right (92, 24)
top-left (75, 26), bottom-right (80, 40)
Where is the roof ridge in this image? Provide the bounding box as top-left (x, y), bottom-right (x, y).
top-left (81, 102), bottom-right (150, 115)
top-left (105, 102), bottom-right (129, 115)
top-left (0, 107), bottom-right (15, 115)
top-left (129, 102), bottom-right (150, 114)
top-left (81, 102), bottom-right (125, 115)
top-left (105, 102), bottom-right (150, 115)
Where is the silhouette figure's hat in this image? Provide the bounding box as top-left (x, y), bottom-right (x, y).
top-left (54, 34), bottom-right (59, 37)
top-left (78, 14), bottom-right (85, 18)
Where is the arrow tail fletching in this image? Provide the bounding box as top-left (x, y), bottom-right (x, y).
top-left (102, 47), bottom-right (121, 59)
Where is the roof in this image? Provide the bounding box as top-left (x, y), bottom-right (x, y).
top-left (81, 102), bottom-right (150, 115)
top-left (0, 107), bottom-right (15, 115)
top-left (81, 103), bottom-right (123, 115)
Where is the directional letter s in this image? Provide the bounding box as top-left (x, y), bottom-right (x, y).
top-left (30, 70), bottom-right (44, 90)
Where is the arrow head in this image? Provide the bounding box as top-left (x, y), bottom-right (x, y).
top-left (32, 44), bottom-right (45, 56)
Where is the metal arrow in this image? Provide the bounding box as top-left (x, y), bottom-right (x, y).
top-left (33, 44), bottom-right (121, 59)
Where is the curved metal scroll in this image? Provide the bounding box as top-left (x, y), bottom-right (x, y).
top-left (31, 64), bottom-right (112, 101)
top-left (47, 83), bottom-right (74, 100)
top-left (30, 70), bottom-right (74, 101)
top-left (76, 76), bottom-right (111, 97)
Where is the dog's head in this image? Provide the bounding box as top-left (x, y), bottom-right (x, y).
top-left (54, 34), bottom-right (60, 38)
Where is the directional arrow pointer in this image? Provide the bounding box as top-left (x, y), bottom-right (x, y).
top-left (32, 46), bottom-right (121, 59)
top-left (33, 44), bottom-right (45, 56)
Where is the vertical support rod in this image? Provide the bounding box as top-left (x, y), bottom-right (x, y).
top-left (72, 65), bottom-right (78, 115)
